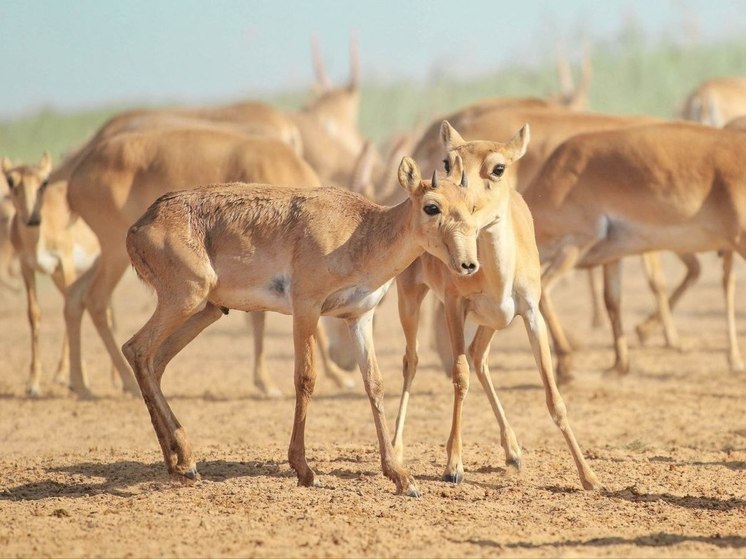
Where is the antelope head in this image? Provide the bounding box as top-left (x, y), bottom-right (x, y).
top-left (398, 155), bottom-right (480, 276)
top-left (439, 120), bottom-right (530, 225)
top-left (1, 152), bottom-right (52, 227)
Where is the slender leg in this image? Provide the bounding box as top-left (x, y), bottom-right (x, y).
top-left (348, 308), bottom-right (419, 496)
top-left (287, 310), bottom-right (321, 488)
top-left (469, 325), bottom-right (522, 469)
top-left (122, 301), bottom-right (216, 479)
top-left (84, 253), bottom-right (140, 395)
top-left (587, 268), bottom-right (606, 328)
top-left (721, 251), bottom-right (744, 372)
top-left (522, 304), bottom-right (602, 490)
top-left (636, 252), bottom-right (700, 343)
top-left (315, 322), bottom-right (356, 389)
top-left (635, 252), bottom-right (679, 348)
top-left (20, 261), bottom-right (42, 397)
top-left (392, 273), bottom-right (429, 463)
top-left (540, 245), bottom-right (581, 383)
top-left (443, 292), bottom-right (469, 484)
top-left (248, 311), bottom-right (282, 397)
top-left (603, 260), bottom-right (629, 375)
top-left (430, 300), bottom-right (453, 377)
top-left (64, 260), bottom-right (97, 397)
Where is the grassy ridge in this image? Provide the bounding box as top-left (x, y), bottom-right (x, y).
top-left (2, 35), bottom-right (746, 163)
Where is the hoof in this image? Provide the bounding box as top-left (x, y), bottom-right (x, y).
top-left (258, 384), bottom-right (283, 399)
top-left (184, 466), bottom-right (200, 481)
top-left (296, 472), bottom-right (319, 487)
top-left (581, 473), bottom-right (604, 491)
top-left (635, 324), bottom-right (653, 345)
top-left (70, 385), bottom-right (96, 400)
top-left (602, 364), bottom-right (629, 379)
top-left (506, 457), bottom-right (522, 471)
top-left (442, 470), bottom-right (464, 484)
top-left (730, 360), bottom-right (745, 373)
top-left (405, 484), bottom-right (420, 498)
top-left (26, 385), bottom-right (40, 398)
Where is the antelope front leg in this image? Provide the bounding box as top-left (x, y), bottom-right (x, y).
top-left (287, 311), bottom-right (321, 488)
top-left (20, 261), bottom-right (42, 397)
top-left (248, 311), bottom-right (282, 398)
top-left (469, 325), bottom-right (522, 470)
top-left (522, 305), bottom-right (602, 490)
top-left (540, 245), bottom-right (581, 383)
top-left (443, 292), bottom-right (469, 484)
top-left (602, 260), bottom-right (629, 376)
top-left (721, 251), bottom-right (744, 372)
top-left (348, 309), bottom-right (419, 497)
top-left (392, 274), bottom-right (429, 463)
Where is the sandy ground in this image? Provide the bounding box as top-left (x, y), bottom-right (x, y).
top-left (0, 252), bottom-right (744, 558)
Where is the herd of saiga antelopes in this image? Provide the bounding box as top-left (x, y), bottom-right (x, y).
top-left (2, 38), bottom-right (746, 497)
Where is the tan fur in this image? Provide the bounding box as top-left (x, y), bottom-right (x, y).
top-left (682, 77), bottom-right (746, 127)
top-left (121, 158), bottom-right (488, 495)
top-left (523, 122), bottom-right (746, 379)
top-left (0, 168), bottom-right (19, 292)
top-left (392, 123), bottom-right (600, 490)
top-left (2, 154), bottom-right (100, 396)
top-left (64, 128), bottom-right (327, 399)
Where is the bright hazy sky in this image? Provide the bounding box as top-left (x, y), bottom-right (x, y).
top-left (2, 0), bottom-right (745, 118)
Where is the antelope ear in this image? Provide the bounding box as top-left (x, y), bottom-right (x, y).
top-left (440, 120), bottom-right (465, 151)
top-left (398, 157), bottom-right (421, 193)
top-left (39, 151), bottom-right (52, 178)
top-left (506, 124), bottom-right (530, 162)
top-left (1, 157), bottom-right (13, 175)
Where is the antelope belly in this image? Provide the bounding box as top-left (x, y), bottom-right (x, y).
top-left (467, 294), bottom-right (516, 330)
top-left (321, 280), bottom-right (392, 318)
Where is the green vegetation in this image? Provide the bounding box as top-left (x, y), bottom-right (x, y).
top-left (2, 33), bottom-right (746, 163)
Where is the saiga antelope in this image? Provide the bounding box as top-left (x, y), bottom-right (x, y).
top-left (122, 156), bottom-right (491, 496)
top-left (682, 77), bottom-right (746, 127)
top-left (2, 154), bottom-right (101, 396)
top-left (392, 122), bottom-right (600, 490)
top-left (522, 122), bottom-right (746, 379)
top-left (64, 128), bottom-right (352, 398)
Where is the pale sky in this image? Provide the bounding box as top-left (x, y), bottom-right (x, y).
top-left (2, 0), bottom-right (745, 118)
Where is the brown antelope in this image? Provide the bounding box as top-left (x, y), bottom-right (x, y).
top-left (413, 106), bottom-right (686, 367)
top-left (522, 121), bottom-right (746, 379)
top-left (121, 156), bottom-right (492, 496)
top-left (64, 128), bottom-right (352, 398)
top-left (726, 114), bottom-right (746, 131)
top-left (392, 122), bottom-right (600, 490)
top-left (682, 77), bottom-right (746, 127)
top-left (2, 154), bottom-right (101, 396)
top-left (0, 170), bottom-right (19, 292)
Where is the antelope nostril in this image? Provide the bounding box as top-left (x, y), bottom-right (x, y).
top-left (461, 262), bottom-right (476, 272)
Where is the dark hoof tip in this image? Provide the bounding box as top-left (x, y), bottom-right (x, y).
top-left (405, 485), bottom-right (420, 498)
top-left (507, 457), bottom-right (521, 471)
top-left (184, 468), bottom-right (200, 480)
top-left (442, 471), bottom-right (464, 484)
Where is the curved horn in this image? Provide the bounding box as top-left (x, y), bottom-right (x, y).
top-left (460, 169), bottom-right (468, 188)
top-left (311, 35), bottom-right (331, 90)
top-left (349, 32), bottom-right (360, 88)
top-left (431, 169), bottom-right (439, 188)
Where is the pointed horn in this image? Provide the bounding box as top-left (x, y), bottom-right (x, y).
top-left (460, 169), bottom-right (468, 188)
top-left (556, 44), bottom-right (574, 96)
top-left (311, 35), bottom-right (331, 90)
top-left (349, 32), bottom-right (360, 88)
top-left (431, 169), bottom-right (439, 188)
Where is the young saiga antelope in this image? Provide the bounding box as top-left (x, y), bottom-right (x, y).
top-left (122, 156), bottom-right (490, 496)
top-left (392, 122), bottom-right (600, 490)
top-left (2, 154), bottom-right (100, 396)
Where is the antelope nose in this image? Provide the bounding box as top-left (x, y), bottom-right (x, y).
top-left (461, 261), bottom-right (478, 274)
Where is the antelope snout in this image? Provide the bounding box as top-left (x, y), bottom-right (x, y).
top-left (459, 260), bottom-right (479, 275)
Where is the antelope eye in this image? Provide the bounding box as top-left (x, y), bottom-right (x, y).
top-left (6, 176), bottom-right (14, 188)
top-left (442, 158), bottom-right (450, 173)
top-left (423, 204), bottom-right (441, 216)
top-left (492, 164), bottom-right (505, 177)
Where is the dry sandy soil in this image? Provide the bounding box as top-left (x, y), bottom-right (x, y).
top-left (0, 252), bottom-right (744, 558)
